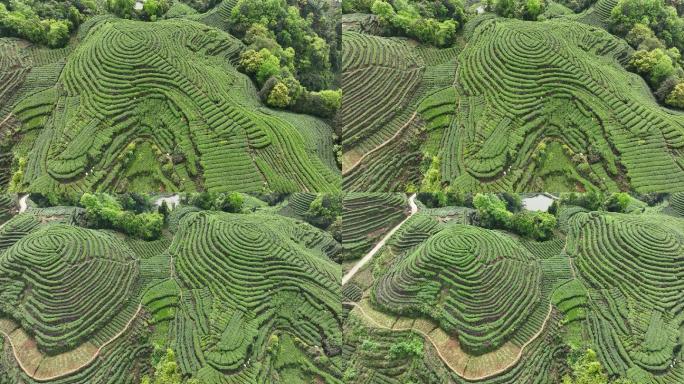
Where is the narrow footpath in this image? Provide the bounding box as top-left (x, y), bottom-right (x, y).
top-left (342, 194), bottom-right (417, 285)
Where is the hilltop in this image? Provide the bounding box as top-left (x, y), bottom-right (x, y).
top-left (0, 193), bottom-right (343, 383)
top-left (342, 192), bottom-right (684, 383)
top-left (342, 0), bottom-right (684, 193)
top-left (0, 0), bottom-right (341, 193)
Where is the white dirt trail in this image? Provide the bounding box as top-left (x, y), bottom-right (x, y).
top-left (0, 304), bottom-right (143, 381)
top-left (18, 194), bottom-right (28, 213)
top-left (342, 194), bottom-right (417, 285)
top-left (0, 196), bottom-right (146, 380)
top-left (345, 301), bottom-right (554, 381)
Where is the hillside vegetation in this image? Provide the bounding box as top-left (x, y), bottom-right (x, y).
top-left (342, 192), bottom-right (684, 383)
top-left (342, 0), bottom-right (684, 193)
top-left (0, 193), bottom-right (343, 384)
top-left (0, 0), bottom-right (340, 193)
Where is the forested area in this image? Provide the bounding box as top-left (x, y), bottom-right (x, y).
top-left (231, 0), bottom-right (342, 116)
top-left (608, 0), bottom-right (684, 107)
top-left (0, 0), bottom-right (90, 47)
top-left (343, 0), bottom-right (465, 46)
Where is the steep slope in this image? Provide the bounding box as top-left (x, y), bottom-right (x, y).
top-left (4, 18), bottom-right (339, 193)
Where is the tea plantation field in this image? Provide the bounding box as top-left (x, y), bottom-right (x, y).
top-left (341, 193), bottom-right (409, 261)
top-left (342, 5), bottom-right (684, 193)
top-left (0, 14), bottom-right (339, 194)
top-left (342, 193), bottom-right (684, 383)
top-left (0, 194), bottom-right (342, 383)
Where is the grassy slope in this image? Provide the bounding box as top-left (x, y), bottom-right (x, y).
top-left (2, 9), bottom-right (339, 193)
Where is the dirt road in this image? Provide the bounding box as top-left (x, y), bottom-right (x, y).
top-left (342, 194), bottom-right (417, 285)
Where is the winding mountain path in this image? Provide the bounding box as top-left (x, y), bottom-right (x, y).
top-left (342, 112), bottom-right (418, 175)
top-left (342, 194), bottom-right (417, 285)
top-left (343, 194), bottom-right (557, 379)
top-left (18, 194), bottom-right (27, 213)
top-left (0, 304), bottom-right (143, 381)
top-left (346, 300), bottom-right (554, 381)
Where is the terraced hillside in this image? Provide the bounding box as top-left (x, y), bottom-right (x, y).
top-left (341, 30), bottom-right (459, 191)
top-left (341, 193), bottom-right (408, 261)
top-left (566, 210), bottom-right (684, 381)
top-left (342, 193), bottom-right (684, 383)
top-left (170, 210), bottom-right (342, 382)
top-left (1, 16), bottom-right (339, 193)
top-left (0, 195), bottom-right (16, 225)
top-left (342, 11), bottom-right (684, 192)
top-left (0, 195), bottom-right (343, 383)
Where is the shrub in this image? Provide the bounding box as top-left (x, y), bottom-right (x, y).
top-left (370, 0), bottom-right (462, 47)
top-left (473, 193), bottom-right (512, 229)
top-left (666, 82), bottom-right (684, 107)
top-left (560, 192), bottom-right (604, 211)
top-left (305, 194), bottom-right (342, 228)
top-left (500, 192), bottom-right (522, 213)
top-left (187, 193), bottom-right (244, 213)
top-left (511, 211), bottom-right (556, 240)
top-left (107, 0), bottom-right (135, 18)
top-left (603, 192), bottom-right (631, 212)
top-left (266, 82), bottom-right (291, 107)
top-left (142, 0), bottom-right (170, 21)
top-left (292, 90), bottom-right (342, 117)
top-left (561, 349), bottom-right (609, 384)
top-left (493, 0), bottom-right (547, 20)
top-left (46, 19), bottom-right (69, 47)
top-left (214, 192), bottom-right (244, 213)
top-left (387, 337), bottom-right (423, 360)
top-left (80, 193), bottom-right (163, 240)
top-left (141, 349), bottom-right (184, 384)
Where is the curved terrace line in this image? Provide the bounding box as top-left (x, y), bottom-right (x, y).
top-left (342, 112), bottom-right (418, 176)
top-left (345, 300), bottom-right (554, 381)
top-left (0, 304), bottom-right (143, 381)
top-left (342, 194), bottom-right (417, 285)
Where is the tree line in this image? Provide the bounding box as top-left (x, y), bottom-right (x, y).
top-left (231, 0), bottom-right (342, 117)
top-left (0, 0), bottom-right (91, 47)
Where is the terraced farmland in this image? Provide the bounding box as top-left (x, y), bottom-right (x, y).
top-left (341, 193), bottom-right (408, 261)
top-left (343, 193), bottom-right (684, 383)
top-left (567, 210), bottom-right (684, 381)
top-left (341, 30), bottom-right (459, 191)
top-left (0, 195), bottom-right (16, 224)
top-left (1, 16), bottom-right (339, 194)
top-left (0, 194), bottom-right (343, 383)
top-left (342, 10), bottom-right (684, 192)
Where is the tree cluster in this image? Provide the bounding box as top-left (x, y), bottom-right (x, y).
top-left (176, 0), bottom-right (219, 12)
top-left (230, 0), bottom-right (341, 117)
top-left (304, 193), bottom-right (342, 240)
top-left (487, 0), bottom-right (546, 20)
top-left (610, 0), bottom-right (684, 108)
top-left (562, 348), bottom-right (635, 384)
top-left (559, 191), bottom-right (633, 213)
top-left (185, 192), bottom-right (245, 213)
top-left (0, 0), bottom-right (90, 47)
top-left (416, 190), bottom-right (469, 208)
top-left (555, 0), bottom-right (596, 13)
top-left (370, 0), bottom-right (464, 47)
top-left (141, 348), bottom-right (200, 384)
top-left (342, 0), bottom-right (375, 13)
top-left (107, 0), bottom-right (171, 21)
top-left (473, 193), bottom-right (557, 241)
top-left (387, 337), bottom-right (424, 360)
top-left (80, 193), bottom-right (163, 240)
